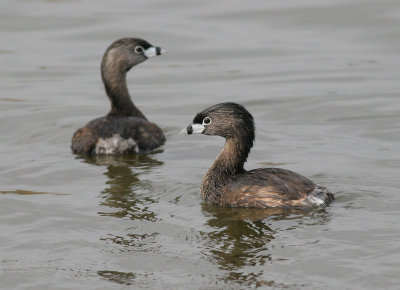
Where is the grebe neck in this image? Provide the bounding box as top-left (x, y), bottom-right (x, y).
top-left (101, 55), bottom-right (147, 119)
top-left (201, 136), bottom-right (251, 200)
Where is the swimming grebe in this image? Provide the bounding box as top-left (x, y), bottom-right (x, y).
top-left (71, 38), bottom-right (166, 155)
top-left (181, 102), bottom-right (334, 209)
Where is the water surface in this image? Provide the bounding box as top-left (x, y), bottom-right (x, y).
top-left (1, 0), bottom-right (400, 289)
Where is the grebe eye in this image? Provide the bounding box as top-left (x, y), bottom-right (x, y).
top-left (203, 117), bottom-right (212, 125)
top-left (134, 46), bottom-right (144, 54)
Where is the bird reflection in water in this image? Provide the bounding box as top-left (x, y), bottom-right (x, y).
top-left (201, 205), bottom-right (331, 288)
top-left (97, 270), bottom-right (136, 286)
top-left (201, 204), bottom-right (276, 287)
top-left (80, 154), bottom-right (163, 220)
top-left (79, 154), bottom-right (163, 285)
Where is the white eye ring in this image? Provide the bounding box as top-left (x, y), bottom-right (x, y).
top-left (134, 46), bottom-right (144, 54)
top-left (202, 117), bottom-right (212, 125)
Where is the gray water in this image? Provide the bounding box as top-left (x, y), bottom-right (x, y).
top-left (1, 0), bottom-right (400, 289)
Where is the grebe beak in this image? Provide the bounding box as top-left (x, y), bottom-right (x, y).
top-left (144, 46), bottom-right (166, 57)
top-left (179, 124), bottom-right (205, 135)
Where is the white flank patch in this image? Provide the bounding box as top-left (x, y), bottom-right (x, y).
top-left (95, 134), bottom-right (138, 155)
top-left (306, 195), bottom-right (325, 206)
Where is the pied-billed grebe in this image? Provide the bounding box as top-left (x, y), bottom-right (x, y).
top-left (71, 38), bottom-right (166, 155)
top-left (181, 102), bottom-right (334, 209)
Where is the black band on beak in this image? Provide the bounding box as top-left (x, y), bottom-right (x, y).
top-left (156, 47), bottom-right (161, 55)
top-left (187, 125), bottom-right (193, 135)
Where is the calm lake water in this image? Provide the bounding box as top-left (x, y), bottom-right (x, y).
top-left (1, 0), bottom-right (400, 289)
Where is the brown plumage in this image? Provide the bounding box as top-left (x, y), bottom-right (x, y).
top-left (181, 102), bottom-right (334, 210)
top-left (71, 38), bottom-right (165, 155)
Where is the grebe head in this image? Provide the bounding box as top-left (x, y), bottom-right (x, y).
top-left (103, 38), bottom-right (165, 71)
top-left (181, 102), bottom-right (255, 143)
